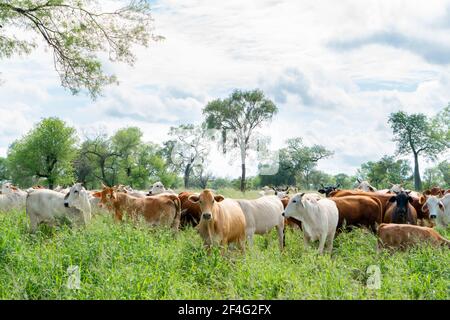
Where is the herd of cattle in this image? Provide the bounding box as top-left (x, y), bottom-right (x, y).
top-left (0, 180), bottom-right (449, 254)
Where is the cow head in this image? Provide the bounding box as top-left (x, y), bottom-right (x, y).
top-left (64, 183), bottom-right (90, 211)
top-left (282, 193), bottom-right (306, 220)
top-left (421, 195), bottom-right (444, 220)
top-left (389, 183), bottom-right (403, 194)
top-left (149, 181), bottom-right (166, 195)
top-left (188, 189), bottom-right (224, 222)
top-left (388, 191), bottom-right (413, 223)
top-left (92, 186), bottom-right (116, 209)
top-left (355, 180), bottom-right (377, 192)
top-left (318, 184), bottom-right (341, 197)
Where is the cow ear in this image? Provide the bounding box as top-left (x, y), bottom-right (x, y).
top-left (214, 195), bottom-right (225, 202)
top-left (318, 189), bottom-right (325, 194)
top-left (188, 195), bottom-right (200, 203)
top-left (92, 192), bottom-right (102, 198)
top-left (419, 195), bottom-right (426, 205)
top-left (389, 196), bottom-right (397, 203)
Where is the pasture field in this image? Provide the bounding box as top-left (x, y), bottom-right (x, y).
top-left (0, 189), bottom-right (449, 300)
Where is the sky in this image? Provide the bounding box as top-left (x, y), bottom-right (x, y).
top-left (0, 0), bottom-right (449, 179)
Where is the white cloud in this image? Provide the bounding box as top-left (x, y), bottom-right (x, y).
top-left (0, 0), bottom-right (449, 178)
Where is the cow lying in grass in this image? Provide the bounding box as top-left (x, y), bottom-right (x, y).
top-left (377, 223), bottom-right (450, 250)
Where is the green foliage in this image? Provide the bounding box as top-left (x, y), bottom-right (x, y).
top-left (437, 161), bottom-right (450, 187)
top-left (0, 0), bottom-right (163, 98)
top-left (75, 127), bottom-right (177, 189)
top-left (0, 209), bottom-right (448, 299)
top-left (203, 89), bottom-right (278, 191)
top-left (388, 108), bottom-right (449, 190)
top-left (259, 137), bottom-right (333, 188)
top-left (0, 157), bottom-right (9, 182)
top-left (7, 117), bottom-right (78, 188)
top-left (358, 155), bottom-right (412, 190)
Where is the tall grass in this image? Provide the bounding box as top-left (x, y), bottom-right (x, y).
top-left (0, 208), bottom-right (448, 300)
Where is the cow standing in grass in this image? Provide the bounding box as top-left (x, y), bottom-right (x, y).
top-left (26, 183), bottom-right (92, 232)
top-left (283, 193), bottom-right (339, 254)
top-left (188, 189), bottom-right (246, 252)
top-left (236, 195), bottom-right (285, 251)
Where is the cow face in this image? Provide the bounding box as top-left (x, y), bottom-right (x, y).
top-left (355, 180), bottom-right (376, 192)
top-left (64, 183), bottom-right (89, 212)
top-left (389, 191), bottom-right (413, 223)
top-left (1, 183), bottom-right (17, 195)
top-left (188, 189), bottom-right (224, 222)
top-left (149, 181), bottom-right (166, 195)
top-left (92, 187), bottom-right (116, 209)
top-left (422, 196), bottom-right (444, 220)
top-left (283, 193), bottom-right (306, 220)
top-left (318, 184), bottom-right (340, 197)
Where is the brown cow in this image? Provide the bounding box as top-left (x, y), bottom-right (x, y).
top-left (424, 186), bottom-right (445, 197)
top-left (329, 190), bottom-right (392, 220)
top-left (383, 191), bottom-right (417, 225)
top-left (330, 196), bottom-right (383, 232)
top-left (188, 189), bottom-right (246, 251)
top-left (93, 187), bottom-right (181, 230)
top-left (178, 191), bottom-right (202, 228)
top-left (377, 223), bottom-right (450, 250)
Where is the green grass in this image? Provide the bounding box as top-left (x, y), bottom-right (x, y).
top-left (0, 208), bottom-right (449, 300)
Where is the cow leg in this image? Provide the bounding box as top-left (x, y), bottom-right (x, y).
top-left (303, 232), bottom-right (310, 249)
top-left (114, 209), bottom-right (123, 222)
top-left (276, 223), bottom-right (284, 251)
top-left (325, 231), bottom-right (335, 254)
top-left (28, 215), bottom-right (39, 233)
top-left (318, 233), bottom-right (328, 255)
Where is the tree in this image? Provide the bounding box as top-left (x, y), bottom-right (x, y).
top-left (423, 166), bottom-right (445, 190)
top-left (204, 89), bottom-right (278, 191)
top-left (281, 138), bottom-right (333, 188)
top-left (0, 0), bottom-right (162, 98)
top-left (111, 127), bottom-right (142, 187)
top-left (358, 155), bottom-right (412, 190)
top-left (163, 124), bottom-right (209, 188)
top-left (78, 131), bottom-right (124, 187)
top-left (334, 173), bottom-right (353, 189)
top-left (7, 117), bottom-right (77, 188)
top-left (388, 109), bottom-right (449, 190)
top-left (0, 157), bottom-right (9, 182)
top-left (437, 160), bottom-right (450, 187)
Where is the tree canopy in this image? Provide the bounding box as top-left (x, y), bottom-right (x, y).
top-left (204, 89), bottom-right (278, 191)
top-left (7, 117), bottom-right (78, 188)
top-left (0, 0), bottom-right (162, 98)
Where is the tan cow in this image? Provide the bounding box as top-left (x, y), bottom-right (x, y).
top-left (93, 187), bottom-right (181, 230)
top-left (188, 189), bottom-right (246, 252)
top-left (377, 223), bottom-right (450, 250)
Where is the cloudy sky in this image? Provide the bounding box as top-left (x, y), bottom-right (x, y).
top-left (1, 0), bottom-right (449, 179)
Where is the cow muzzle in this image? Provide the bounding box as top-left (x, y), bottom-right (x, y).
top-left (202, 213), bottom-right (212, 220)
top-left (281, 212), bottom-right (285, 217)
top-left (430, 214), bottom-right (437, 219)
top-left (64, 202), bottom-right (69, 208)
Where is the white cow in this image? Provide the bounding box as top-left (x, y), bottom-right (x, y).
top-left (283, 193), bottom-right (339, 254)
top-left (26, 183), bottom-right (91, 231)
top-left (116, 185), bottom-right (147, 198)
top-left (258, 186), bottom-right (276, 197)
top-left (355, 179), bottom-right (377, 192)
top-left (236, 195), bottom-right (285, 250)
top-left (148, 181), bottom-right (175, 195)
top-left (0, 183), bottom-right (27, 211)
top-left (422, 194), bottom-right (450, 228)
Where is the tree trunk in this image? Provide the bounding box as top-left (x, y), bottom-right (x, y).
top-left (413, 153), bottom-right (422, 191)
top-left (241, 163), bottom-right (246, 192)
top-left (184, 163), bottom-right (191, 188)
